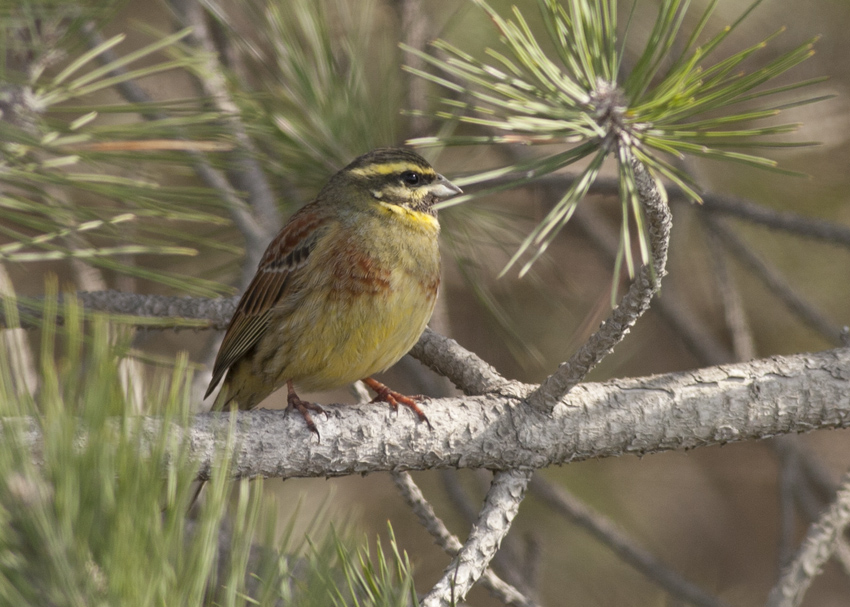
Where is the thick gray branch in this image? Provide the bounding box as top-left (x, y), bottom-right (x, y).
top-left (13, 347), bottom-right (847, 479)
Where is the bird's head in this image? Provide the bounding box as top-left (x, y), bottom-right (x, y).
top-left (327, 148), bottom-right (461, 215)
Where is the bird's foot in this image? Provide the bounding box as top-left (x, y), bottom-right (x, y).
top-left (286, 382), bottom-right (325, 438)
top-left (362, 377), bottom-right (432, 430)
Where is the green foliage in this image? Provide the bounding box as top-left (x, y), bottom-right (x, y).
top-left (209, 0), bottom-right (402, 195)
top-left (0, 286), bottom-right (255, 605)
top-left (0, 1), bottom-right (236, 295)
top-left (292, 526), bottom-right (418, 607)
top-left (0, 287), bottom-right (419, 605)
top-left (329, 526), bottom-right (418, 607)
top-left (0, 0), bottom-right (411, 297)
top-left (406, 0), bottom-right (824, 282)
top-left (0, 4), bottom-right (426, 596)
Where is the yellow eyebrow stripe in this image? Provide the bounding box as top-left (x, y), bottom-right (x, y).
top-left (348, 162), bottom-right (436, 178)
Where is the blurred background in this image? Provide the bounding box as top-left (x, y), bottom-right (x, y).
top-left (3, 0), bottom-right (850, 605)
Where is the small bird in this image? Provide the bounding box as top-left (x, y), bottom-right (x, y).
top-left (205, 148), bottom-right (461, 432)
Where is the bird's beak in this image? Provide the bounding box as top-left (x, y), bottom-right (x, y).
top-left (427, 173), bottom-right (463, 199)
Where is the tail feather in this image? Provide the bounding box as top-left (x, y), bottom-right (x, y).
top-left (210, 362), bottom-right (276, 411)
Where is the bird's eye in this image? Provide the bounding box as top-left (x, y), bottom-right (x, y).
top-left (401, 171), bottom-right (421, 186)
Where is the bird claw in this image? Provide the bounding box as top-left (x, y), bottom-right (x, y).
top-left (370, 391), bottom-right (398, 410)
top-left (286, 392), bottom-right (324, 440)
top-left (363, 378), bottom-right (433, 430)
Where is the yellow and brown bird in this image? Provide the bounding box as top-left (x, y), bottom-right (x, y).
top-left (205, 148), bottom-right (461, 432)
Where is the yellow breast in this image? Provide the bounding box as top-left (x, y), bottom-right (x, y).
top-left (260, 203), bottom-right (440, 393)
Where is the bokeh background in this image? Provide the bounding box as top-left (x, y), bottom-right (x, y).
top-left (5, 0), bottom-right (850, 605)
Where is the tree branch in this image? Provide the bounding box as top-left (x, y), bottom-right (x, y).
top-left (573, 203), bottom-right (732, 365)
top-left (484, 173), bottom-right (850, 249)
top-left (174, 0), bottom-right (282, 234)
top-left (704, 216), bottom-right (845, 345)
top-left (528, 476), bottom-right (729, 607)
top-left (767, 472), bottom-right (850, 607)
top-left (10, 347), bottom-right (849, 479)
top-left (421, 156), bottom-right (673, 605)
top-left (441, 470), bottom-right (535, 596)
top-left (704, 223), bottom-right (756, 362)
top-left (410, 328), bottom-right (517, 396)
top-left (391, 471), bottom-right (539, 607)
top-left (421, 469), bottom-right (532, 607)
top-left (527, 159), bottom-right (672, 412)
top-left (2, 291), bottom-right (239, 330)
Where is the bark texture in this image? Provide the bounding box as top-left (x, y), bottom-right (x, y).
top-left (11, 348), bottom-right (845, 479)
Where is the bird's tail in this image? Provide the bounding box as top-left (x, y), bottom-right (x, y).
top-left (210, 364), bottom-right (273, 412)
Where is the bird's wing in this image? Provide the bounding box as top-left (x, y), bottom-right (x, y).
top-left (205, 203), bottom-right (333, 398)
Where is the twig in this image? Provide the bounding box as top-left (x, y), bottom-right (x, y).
top-left (573, 203), bottom-right (731, 365)
top-left (391, 472), bottom-right (539, 607)
top-left (776, 441), bottom-right (801, 571)
top-left (528, 475), bottom-right (730, 607)
top-left (774, 437), bottom-right (850, 581)
top-left (173, 0), bottom-right (282, 233)
top-left (395, 0), bottom-right (431, 139)
top-left (794, 444), bottom-right (841, 504)
top-left (441, 470), bottom-right (532, 595)
top-left (706, 217), bottom-right (845, 345)
top-left (82, 22), bottom-right (270, 270)
top-left (791, 475), bottom-right (850, 579)
top-left (704, 226), bottom-right (756, 361)
top-left (696, 192), bottom-right (850, 248)
top-left (520, 533), bottom-right (542, 602)
top-left (81, 22), bottom-right (166, 109)
top-left (0, 291), bottom-right (238, 330)
top-left (421, 469), bottom-right (533, 607)
top-left (652, 292), bottom-right (732, 365)
top-left (479, 173), bottom-right (850, 249)
top-left (439, 471), bottom-right (479, 525)
top-left (767, 472), bottom-right (850, 607)
top-left (409, 328), bottom-right (518, 396)
top-left (527, 159), bottom-right (672, 412)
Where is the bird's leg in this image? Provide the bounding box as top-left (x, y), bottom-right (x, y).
top-left (286, 380), bottom-right (325, 437)
top-left (362, 377), bottom-right (432, 430)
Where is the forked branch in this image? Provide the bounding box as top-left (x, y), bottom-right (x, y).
top-left (420, 157), bottom-right (672, 606)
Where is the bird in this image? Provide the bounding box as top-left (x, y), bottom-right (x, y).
top-left (205, 147), bottom-right (461, 433)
